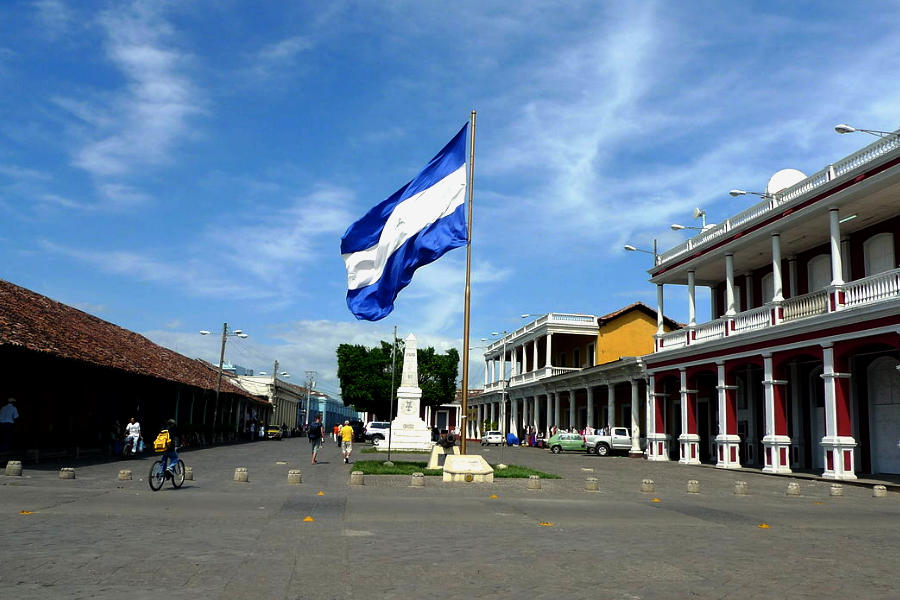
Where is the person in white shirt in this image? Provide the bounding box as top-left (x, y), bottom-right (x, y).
top-left (124, 417), bottom-right (141, 455)
top-left (0, 398), bottom-right (19, 452)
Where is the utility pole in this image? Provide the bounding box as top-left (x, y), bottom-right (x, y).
top-left (272, 360), bottom-right (279, 427)
top-left (213, 322), bottom-right (228, 431)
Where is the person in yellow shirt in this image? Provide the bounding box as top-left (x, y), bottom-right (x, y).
top-left (340, 420), bottom-right (355, 464)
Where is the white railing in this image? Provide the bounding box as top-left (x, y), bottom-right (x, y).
top-left (657, 329), bottom-right (686, 350)
top-left (656, 130), bottom-right (900, 267)
top-left (731, 306), bottom-right (771, 334)
top-left (550, 366), bottom-right (580, 377)
top-left (843, 267), bottom-right (900, 308)
top-left (509, 365), bottom-right (579, 386)
top-left (782, 290), bottom-right (828, 322)
top-left (693, 318), bottom-right (725, 342)
top-left (487, 312), bottom-right (597, 353)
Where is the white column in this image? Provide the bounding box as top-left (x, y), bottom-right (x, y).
top-left (714, 361), bottom-right (741, 469)
top-left (607, 384), bottom-right (615, 429)
top-left (533, 396), bottom-right (540, 430)
top-left (841, 237), bottom-right (851, 282)
top-left (829, 209), bottom-right (845, 286)
top-left (545, 393), bottom-right (552, 437)
top-left (744, 274), bottom-right (753, 310)
top-left (510, 397), bottom-right (518, 437)
top-left (678, 368), bottom-right (700, 464)
top-left (500, 349), bottom-right (506, 382)
top-left (546, 333), bottom-right (553, 367)
top-left (710, 285), bottom-right (718, 319)
top-left (687, 270), bottom-right (696, 327)
top-left (656, 284), bottom-right (665, 334)
top-left (761, 353), bottom-right (791, 474)
top-left (771, 234), bottom-right (784, 302)
top-left (629, 379), bottom-right (642, 456)
top-left (553, 392), bottom-right (561, 430)
top-left (586, 386), bottom-right (594, 429)
top-left (490, 401), bottom-right (497, 427)
top-left (820, 344), bottom-right (856, 480)
top-left (725, 254), bottom-right (736, 316)
top-left (567, 391), bottom-right (576, 429)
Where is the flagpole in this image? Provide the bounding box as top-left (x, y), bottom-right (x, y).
top-left (460, 110), bottom-right (476, 455)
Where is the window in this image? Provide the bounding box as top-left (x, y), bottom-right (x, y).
top-left (807, 254), bottom-right (831, 291)
top-left (864, 232), bottom-right (895, 276)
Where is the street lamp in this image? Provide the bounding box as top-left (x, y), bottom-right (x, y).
top-left (624, 239), bottom-right (659, 265)
top-left (729, 189), bottom-right (772, 199)
top-left (834, 123), bottom-right (896, 138)
top-left (200, 323), bottom-right (248, 438)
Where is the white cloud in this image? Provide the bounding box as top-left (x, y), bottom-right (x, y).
top-left (33, 0), bottom-right (75, 38)
top-left (70, 2), bottom-right (201, 177)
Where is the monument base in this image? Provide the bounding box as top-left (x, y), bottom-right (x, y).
top-left (373, 417), bottom-right (434, 452)
top-left (442, 454), bottom-right (494, 483)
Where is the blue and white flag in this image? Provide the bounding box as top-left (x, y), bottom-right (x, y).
top-left (341, 124), bottom-right (469, 321)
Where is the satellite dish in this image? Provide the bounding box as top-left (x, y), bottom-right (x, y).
top-left (692, 207), bottom-right (705, 219)
top-left (766, 169), bottom-right (806, 196)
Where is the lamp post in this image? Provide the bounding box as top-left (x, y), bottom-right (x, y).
top-left (834, 123), bottom-right (896, 138)
top-left (200, 323), bottom-right (247, 440)
top-left (623, 239), bottom-right (658, 265)
top-left (729, 189), bottom-right (772, 199)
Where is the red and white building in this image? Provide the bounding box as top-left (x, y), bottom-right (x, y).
top-left (643, 131), bottom-right (900, 480)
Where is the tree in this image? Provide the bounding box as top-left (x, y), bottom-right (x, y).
top-left (336, 340), bottom-right (459, 418)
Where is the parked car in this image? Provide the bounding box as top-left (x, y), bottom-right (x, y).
top-left (266, 426), bottom-right (283, 440)
top-left (546, 432), bottom-right (586, 454)
top-left (348, 418), bottom-right (366, 442)
top-left (481, 430), bottom-right (504, 446)
top-left (365, 421), bottom-right (391, 442)
top-left (584, 427), bottom-right (632, 456)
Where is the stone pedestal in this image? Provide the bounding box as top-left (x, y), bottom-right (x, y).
top-left (762, 434), bottom-right (792, 474)
top-left (442, 455), bottom-right (493, 483)
top-left (646, 434), bottom-right (670, 461)
top-left (678, 433), bottom-right (701, 465)
top-left (715, 434), bottom-right (742, 469)
top-left (821, 436), bottom-right (858, 480)
top-left (5, 460), bottom-right (22, 476)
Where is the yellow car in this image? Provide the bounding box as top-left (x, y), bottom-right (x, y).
top-left (266, 426), bottom-right (283, 440)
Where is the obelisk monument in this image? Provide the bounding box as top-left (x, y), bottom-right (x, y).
top-left (376, 333), bottom-right (433, 452)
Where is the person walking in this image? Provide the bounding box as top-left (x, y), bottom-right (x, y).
top-left (308, 414), bottom-right (324, 464)
top-left (0, 398), bottom-right (18, 452)
top-left (339, 420), bottom-right (354, 464)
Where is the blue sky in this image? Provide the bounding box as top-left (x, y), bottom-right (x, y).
top-left (3, 1), bottom-right (900, 396)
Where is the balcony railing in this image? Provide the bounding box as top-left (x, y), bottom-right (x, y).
top-left (486, 312), bottom-right (598, 353)
top-left (782, 289), bottom-right (828, 322)
top-left (502, 365), bottom-right (581, 387)
top-left (844, 267), bottom-right (900, 308)
top-left (656, 131), bottom-right (900, 267)
top-left (655, 270), bottom-right (900, 353)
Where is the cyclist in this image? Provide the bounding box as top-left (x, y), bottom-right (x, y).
top-left (161, 418), bottom-right (180, 475)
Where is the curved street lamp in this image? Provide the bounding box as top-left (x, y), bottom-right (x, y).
top-left (200, 323), bottom-right (248, 435)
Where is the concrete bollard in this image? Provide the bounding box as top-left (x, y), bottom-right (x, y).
top-left (410, 472), bottom-right (425, 487)
top-left (830, 484), bottom-right (843, 497)
top-left (184, 467), bottom-right (193, 481)
top-left (59, 468), bottom-right (76, 480)
top-left (786, 482), bottom-right (800, 496)
top-left (287, 470), bottom-right (302, 485)
top-left (233, 467), bottom-right (249, 483)
top-left (350, 471), bottom-right (364, 485)
top-left (687, 480), bottom-right (700, 494)
top-left (5, 460), bottom-right (22, 476)
top-left (585, 477), bottom-right (599, 492)
top-left (641, 479), bottom-right (655, 493)
top-left (873, 485), bottom-right (887, 498)
top-left (527, 475), bottom-right (542, 490)
top-left (118, 469), bottom-right (132, 481)
top-left (733, 481), bottom-right (748, 495)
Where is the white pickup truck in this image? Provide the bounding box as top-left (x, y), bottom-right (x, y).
top-left (584, 427), bottom-right (633, 456)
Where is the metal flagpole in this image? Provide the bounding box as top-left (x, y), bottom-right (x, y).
top-left (461, 110), bottom-right (476, 455)
top-left (386, 325), bottom-right (397, 465)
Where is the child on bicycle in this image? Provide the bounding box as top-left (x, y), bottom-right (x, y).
top-left (161, 418), bottom-right (179, 474)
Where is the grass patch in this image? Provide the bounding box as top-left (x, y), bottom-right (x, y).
top-left (351, 460), bottom-right (560, 479)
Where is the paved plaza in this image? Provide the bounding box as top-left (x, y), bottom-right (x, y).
top-left (1, 439), bottom-right (899, 600)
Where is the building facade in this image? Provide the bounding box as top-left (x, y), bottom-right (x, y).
top-left (470, 305), bottom-right (677, 447)
top-left (643, 131), bottom-right (900, 480)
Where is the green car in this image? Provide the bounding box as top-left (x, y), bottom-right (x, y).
top-left (547, 433), bottom-right (586, 454)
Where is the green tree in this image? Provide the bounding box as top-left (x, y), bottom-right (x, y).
top-left (336, 340), bottom-right (459, 418)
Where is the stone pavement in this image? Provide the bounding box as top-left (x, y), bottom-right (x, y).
top-left (1, 439), bottom-right (899, 600)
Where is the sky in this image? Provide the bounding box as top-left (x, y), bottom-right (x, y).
top-left (3, 0), bottom-right (900, 398)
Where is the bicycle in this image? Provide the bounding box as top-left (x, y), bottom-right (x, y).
top-left (148, 450), bottom-right (185, 491)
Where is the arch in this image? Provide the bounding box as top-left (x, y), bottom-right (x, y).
top-left (867, 356), bottom-right (900, 474)
top-left (864, 232), bottom-right (895, 277)
top-left (807, 253), bottom-right (831, 291)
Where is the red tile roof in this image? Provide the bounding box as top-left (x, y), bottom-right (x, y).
top-left (597, 302), bottom-right (682, 330)
top-left (0, 279), bottom-right (261, 399)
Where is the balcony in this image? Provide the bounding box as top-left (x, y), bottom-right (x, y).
top-left (655, 268), bottom-right (900, 352)
top-left (486, 312), bottom-right (597, 353)
top-left (655, 131), bottom-right (900, 268)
